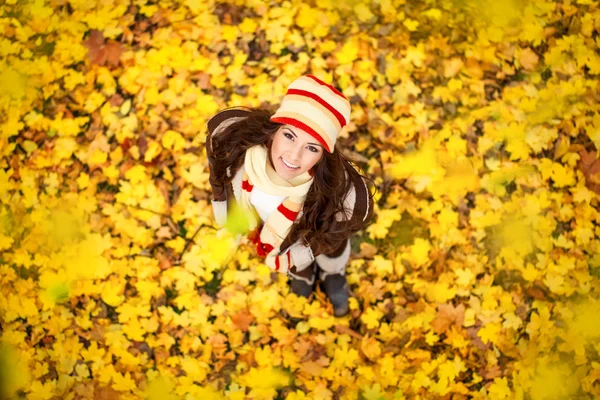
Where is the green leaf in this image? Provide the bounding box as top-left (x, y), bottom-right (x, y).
top-left (224, 202), bottom-right (252, 235)
top-left (361, 383), bottom-right (386, 400)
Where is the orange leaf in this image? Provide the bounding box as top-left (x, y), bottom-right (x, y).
top-left (431, 303), bottom-right (465, 334)
top-left (84, 30), bottom-right (123, 67)
top-left (578, 150), bottom-right (600, 193)
top-left (231, 311), bottom-right (254, 332)
top-left (360, 335), bottom-right (382, 362)
top-left (519, 48), bottom-right (539, 70)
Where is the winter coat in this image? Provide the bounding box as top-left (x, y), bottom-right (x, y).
top-left (205, 107), bottom-right (372, 271)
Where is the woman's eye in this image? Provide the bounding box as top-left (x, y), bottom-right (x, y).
top-left (308, 146), bottom-right (319, 153)
top-left (284, 132), bottom-right (294, 140)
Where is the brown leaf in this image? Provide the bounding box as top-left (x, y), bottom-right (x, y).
top-left (137, 134), bottom-right (148, 158)
top-left (153, 348), bottom-right (170, 364)
top-left (156, 250), bottom-right (172, 270)
top-left (577, 150), bottom-right (600, 193)
top-left (466, 327), bottom-right (489, 351)
top-left (155, 226), bottom-right (173, 239)
top-left (293, 339), bottom-right (313, 360)
top-left (84, 30), bottom-right (123, 67)
top-left (109, 94), bottom-right (124, 107)
top-left (443, 57), bottom-right (464, 77)
top-left (231, 311), bottom-right (254, 332)
top-left (94, 385), bottom-right (121, 400)
top-left (358, 242), bottom-right (378, 259)
top-left (553, 135), bottom-right (571, 160)
top-left (190, 72), bottom-right (211, 90)
top-left (483, 364), bottom-right (503, 380)
top-left (299, 360), bottom-right (324, 376)
top-left (519, 48), bottom-right (539, 70)
top-left (431, 303), bottom-right (465, 335)
top-left (156, 179), bottom-right (172, 210)
top-left (526, 285), bottom-right (547, 301)
top-left (465, 57), bottom-right (484, 79)
top-left (334, 324), bottom-right (363, 339)
top-left (360, 335), bottom-right (382, 362)
top-left (392, 307), bottom-right (411, 324)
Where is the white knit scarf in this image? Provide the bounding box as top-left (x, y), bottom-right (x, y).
top-left (241, 145), bottom-right (313, 273)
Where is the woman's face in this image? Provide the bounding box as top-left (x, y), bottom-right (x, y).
top-left (270, 124), bottom-right (324, 180)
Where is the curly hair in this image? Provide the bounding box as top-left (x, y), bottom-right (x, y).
top-left (207, 108), bottom-right (374, 256)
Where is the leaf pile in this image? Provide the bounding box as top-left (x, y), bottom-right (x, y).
top-left (1, 0), bottom-right (600, 399)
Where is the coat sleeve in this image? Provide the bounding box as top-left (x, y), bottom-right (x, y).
top-left (288, 240), bottom-right (315, 271)
top-left (205, 108), bottom-right (252, 225)
top-left (285, 174), bottom-right (373, 270)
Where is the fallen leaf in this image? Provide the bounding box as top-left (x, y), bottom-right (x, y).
top-left (358, 242), bottom-right (378, 258)
top-left (431, 303), bottom-right (465, 334)
top-left (578, 149), bottom-right (600, 193)
top-left (443, 57), bottom-right (464, 77)
top-left (84, 30), bottom-right (123, 67)
top-left (519, 48), bottom-right (539, 70)
top-left (360, 335), bottom-right (382, 361)
top-left (231, 311), bottom-right (254, 332)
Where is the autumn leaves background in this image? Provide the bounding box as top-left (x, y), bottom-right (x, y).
top-left (1, 0), bottom-right (600, 399)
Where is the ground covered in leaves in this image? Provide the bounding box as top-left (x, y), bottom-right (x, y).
top-left (1, 0), bottom-right (600, 399)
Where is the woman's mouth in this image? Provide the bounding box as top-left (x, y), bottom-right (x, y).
top-left (281, 158), bottom-right (300, 170)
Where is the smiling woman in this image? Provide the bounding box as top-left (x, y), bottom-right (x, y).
top-left (205, 75), bottom-right (374, 317)
top-left (271, 126), bottom-right (324, 179)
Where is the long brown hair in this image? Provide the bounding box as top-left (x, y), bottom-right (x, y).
top-left (209, 108), bottom-right (374, 256)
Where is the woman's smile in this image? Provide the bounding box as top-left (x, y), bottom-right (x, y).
top-left (270, 125), bottom-right (324, 179)
top-left (280, 157), bottom-right (300, 170)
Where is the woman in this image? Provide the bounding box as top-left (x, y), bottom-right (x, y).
top-left (205, 75), bottom-right (374, 317)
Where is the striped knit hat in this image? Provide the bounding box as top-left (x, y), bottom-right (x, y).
top-left (270, 75), bottom-right (350, 153)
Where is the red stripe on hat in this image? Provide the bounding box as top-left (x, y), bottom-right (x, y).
top-left (277, 203), bottom-right (299, 221)
top-left (270, 116), bottom-right (332, 153)
top-left (305, 75), bottom-right (346, 100)
top-left (287, 88), bottom-right (347, 127)
top-left (242, 180), bottom-right (253, 192)
top-left (275, 255), bottom-right (280, 271)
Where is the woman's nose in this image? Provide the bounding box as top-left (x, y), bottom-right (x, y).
top-left (289, 144), bottom-right (302, 162)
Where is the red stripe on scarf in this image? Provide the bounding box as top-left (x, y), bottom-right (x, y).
top-left (277, 203), bottom-right (299, 221)
top-left (242, 180), bottom-right (253, 192)
top-left (275, 256), bottom-right (280, 271)
top-left (255, 238), bottom-right (274, 257)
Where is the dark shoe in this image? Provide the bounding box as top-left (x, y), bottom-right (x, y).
top-left (290, 276), bottom-right (314, 298)
top-left (320, 274), bottom-right (349, 317)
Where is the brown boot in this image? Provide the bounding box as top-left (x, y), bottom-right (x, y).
top-left (320, 273), bottom-right (349, 317)
top-left (288, 263), bottom-right (316, 298)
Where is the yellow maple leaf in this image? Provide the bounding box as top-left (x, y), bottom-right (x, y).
top-left (369, 256), bottom-right (393, 277)
top-left (354, 3), bottom-right (375, 23)
top-left (161, 130), bottom-right (186, 152)
top-left (101, 279), bottom-right (125, 307)
top-left (238, 367), bottom-right (290, 390)
top-left (0, 343), bottom-right (31, 399)
top-left (336, 38), bottom-right (359, 65)
top-left (361, 307), bottom-right (383, 330)
top-left (408, 238), bottom-right (432, 267)
top-left (478, 322), bottom-right (502, 344)
top-left (487, 377), bottom-right (511, 399)
top-left (0, 67), bottom-right (27, 100)
top-left (296, 4), bottom-right (317, 29)
top-left (239, 18), bottom-right (258, 34)
top-left (361, 383), bottom-right (386, 400)
top-left (403, 18), bottom-right (419, 32)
